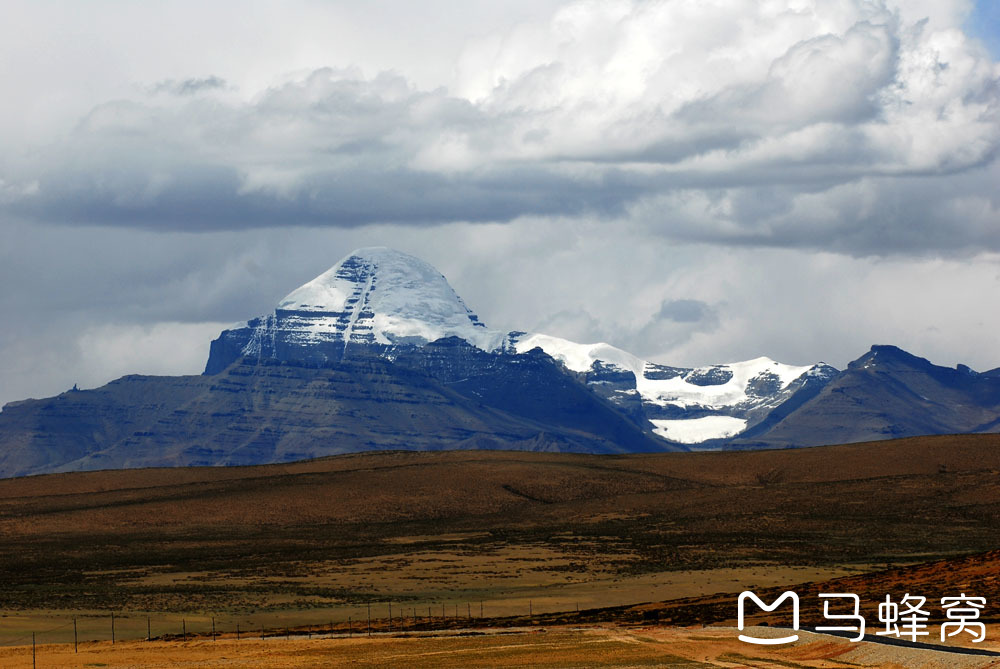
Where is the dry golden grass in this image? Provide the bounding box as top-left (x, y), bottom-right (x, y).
top-left (2, 624), bottom-right (999, 668)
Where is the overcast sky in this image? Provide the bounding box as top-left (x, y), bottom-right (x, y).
top-left (2, 0), bottom-right (999, 407)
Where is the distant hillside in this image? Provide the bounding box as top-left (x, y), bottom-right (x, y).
top-left (734, 345), bottom-right (1000, 448)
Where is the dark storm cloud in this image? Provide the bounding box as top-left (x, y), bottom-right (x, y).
top-left (14, 163), bottom-right (645, 230)
top-left (655, 299), bottom-right (716, 324)
top-left (8, 74), bottom-right (476, 225)
top-left (4, 68), bottom-right (658, 230)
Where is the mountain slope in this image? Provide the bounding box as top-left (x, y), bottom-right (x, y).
top-left (0, 341), bottom-right (673, 478)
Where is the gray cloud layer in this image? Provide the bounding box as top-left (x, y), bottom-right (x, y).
top-left (2, 1), bottom-right (997, 256)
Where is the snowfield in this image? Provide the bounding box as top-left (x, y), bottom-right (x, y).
top-left (649, 416), bottom-right (749, 443)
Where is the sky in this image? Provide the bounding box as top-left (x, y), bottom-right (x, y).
top-left (1, 0), bottom-right (999, 407)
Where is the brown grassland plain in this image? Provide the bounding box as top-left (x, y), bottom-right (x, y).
top-left (2, 434), bottom-right (1000, 666)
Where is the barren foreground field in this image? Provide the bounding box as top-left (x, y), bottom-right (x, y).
top-left (2, 434), bottom-right (1000, 665)
top-left (3, 624), bottom-right (1000, 668)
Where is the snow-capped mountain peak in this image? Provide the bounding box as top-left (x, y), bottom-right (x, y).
top-left (206, 247), bottom-right (838, 447)
top-left (267, 247), bottom-right (506, 353)
top-left (279, 247), bottom-right (465, 317)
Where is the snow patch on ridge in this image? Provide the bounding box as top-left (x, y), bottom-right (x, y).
top-left (512, 333), bottom-right (813, 411)
top-left (513, 333), bottom-right (644, 375)
top-left (511, 333), bottom-right (820, 444)
top-left (638, 357), bottom-right (814, 409)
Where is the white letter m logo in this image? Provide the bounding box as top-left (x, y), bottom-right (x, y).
top-left (738, 591), bottom-right (800, 645)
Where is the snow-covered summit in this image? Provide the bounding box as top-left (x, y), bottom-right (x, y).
top-left (272, 247), bottom-right (506, 351)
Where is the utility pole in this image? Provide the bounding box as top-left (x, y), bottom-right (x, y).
top-left (367, 602), bottom-right (372, 637)
top-left (147, 615), bottom-right (151, 641)
top-left (111, 611), bottom-right (116, 644)
top-left (74, 618), bottom-right (78, 653)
